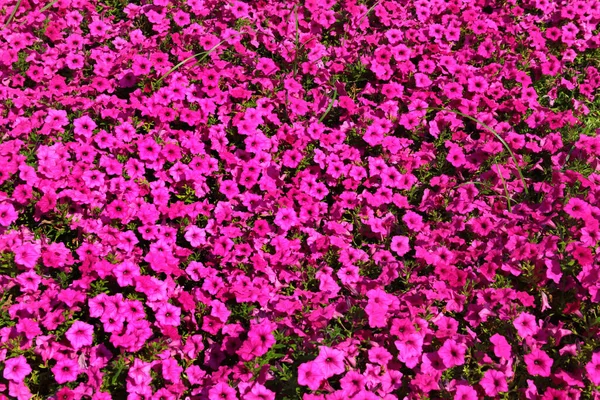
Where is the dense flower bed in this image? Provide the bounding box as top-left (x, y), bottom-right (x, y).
top-left (1, 0), bottom-right (600, 398)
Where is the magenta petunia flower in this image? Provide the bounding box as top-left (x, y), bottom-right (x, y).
top-left (298, 361), bottom-right (325, 391)
top-left (66, 53), bottom-right (85, 69)
top-left (447, 146), bottom-right (466, 167)
top-left (571, 244), bottom-right (595, 267)
top-left (395, 332), bottom-right (424, 364)
top-left (155, 303), bottom-right (181, 326)
top-left (368, 346), bottom-right (393, 367)
top-left (65, 321), bottom-right (94, 350)
top-left (564, 198), bottom-right (591, 219)
top-left (128, 358), bottom-right (153, 386)
top-left (490, 334), bottom-right (512, 360)
top-left (208, 383), bottom-right (237, 400)
top-left (52, 358), bottom-right (80, 384)
top-left (15, 271), bottom-right (41, 292)
top-left (13, 243), bottom-right (40, 269)
top-left (454, 385), bottom-right (478, 400)
top-left (524, 349), bottom-right (553, 377)
top-left (114, 261), bottom-right (140, 287)
top-left (3, 356), bottom-right (32, 382)
top-left (56, 387), bottom-right (75, 400)
top-left (244, 384), bottom-right (275, 400)
top-left (390, 235), bottom-right (410, 256)
top-left (0, 203), bottom-right (18, 226)
top-left (479, 369), bottom-right (508, 396)
top-left (274, 207), bottom-right (298, 231)
top-left (315, 346), bottom-right (346, 378)
top-left (438, 339), bottom-right (466, 368)
top-left (402, 211), bottom-right (424, 230)
top-left (44, 109), bottom-right (69, 130)
top-left (89, 19), bottom-right (109, 37)
top-left (421, 352), bottom-right (445, 373)
top-left (513, 312), bottom-right (539, 338)
top-left (161, 358), bottom-right (183, 383)
top-left (153, 388), bottom-right (176, 400)
top-left (137, 138), bottom-right (161, 161)
top-left (467, 76), bottom-right (489, 93)
top-left (238, 338), bottom-right (262, 362)
top-left (340, 370), bottom-right (366, 395)
top-left (73, 115), bottom-right (97, 138)
top-left (8, 381), bottom-right (32, 400)
top-left (585, 352), bottom-right (600, 386)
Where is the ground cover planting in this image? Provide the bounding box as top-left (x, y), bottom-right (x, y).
top-left (1, 0), bottom-right (600, 398)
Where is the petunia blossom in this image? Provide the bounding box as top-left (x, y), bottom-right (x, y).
top-left (3, 356), bottom-right (32, 382)
top-left (65, 321), bottom-right (94, 350)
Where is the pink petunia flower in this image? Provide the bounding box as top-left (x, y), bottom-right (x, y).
top-left (395, 332), bottom-right (424, 365)
top-left (247, 324), bottom-right (275, 354)
top-left (314, 346), bottom-right (346, 379)
top-left (52, 358), bottom-right (80, 384)
top-left (186, 365), bottom-right (206, 385)
top-left (524, 349), bottom-right (553, 377)
top-left (298, 361), bottom-right (325, 391)
top-left (238, 338), bottom-right (262, 362)
top-left (65, 321), bottom-right (94, 350)
top-left (340, 370), bottom-right (366, 395)
top-left (447, 146), bottom-right (466, 167)
top-left (244, 384), bottom-right (275, 400)
top-left (454, 385), bottom-right (478, 400)
top-left (114, 261), bottom-right (140, 287)
top-left (13, 243), bottom-right (40, 269)
top-left (0, 203), bottom-right (18, 226)
top-left (438, 339), bottom-right (466, 368)
top-left (9, 381), bottom-right (32, 400)
top-left (208, 383), bottom-right (237, 400)
top-left (479, 369), bottom-right (508, 396)
top-left (586, 352), bottom-right (600, 386)
top-left (467, 76), bottom-right (489, 93)
top-left (161, 358), bottom-right (183, 383)
top-left (44, 109), bottom-right (69, 130)
top-left (155, 303), bottom-right (181, 326)
top-left (89, 19), bottom-right (109, 37)
top-left (128, 358), bottom-right (153, 386)
top-left (390, 235), bottom-right (410, 256)
top-left (564, 198), bottom-right (591, 219)
top-left (490, 334), bottom-right (512, 360)
top-left (153, 388), bottom-right (176, 400)
top-left (73, 116), bottom-right (97, 137)
top-left (15, 271), bottom-right (41, 292)
top-left (138, 138), bottom-right (161, 161)
top-left (368, 346), bottom-right (392, 367)
top-left (274, 207), bottom-right (298, 231)
top-left (3, 356), bottom-right (32, 382)
top-left (66, 53), bottom-right (85, 69)
top-left (513, 312), bottom-right (539, 338)
top-left (403, 211), bottom-right (424, 230)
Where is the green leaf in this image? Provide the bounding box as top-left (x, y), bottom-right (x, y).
top-left (5, 0), bottom-right (22, 26)
top-left (319, 89), bottom-right (338, 123)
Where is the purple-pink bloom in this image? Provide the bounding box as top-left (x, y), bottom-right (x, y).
top-left (52, 358), bottom-right (80, 384)
top-left (524, 349), bottom-right (553, 377)
top-left (65, 321), bottom-right (94, 350)
top-left (3, 356), bottom-right (32, 382)
top-left (438, 339), bottom-right (466, 368)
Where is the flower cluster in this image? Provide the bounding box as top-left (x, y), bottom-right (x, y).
top-left (1, 0), bottom-right (600, 399)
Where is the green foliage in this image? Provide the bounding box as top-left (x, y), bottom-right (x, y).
top-left (0, 252), bottom-right (17, 278)
top-left (13, 50), bottom-right (28, 73)
top-left (102, 355), bottom-right (130, 393)
top-left (228, 301), bottom-right (256, 325)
